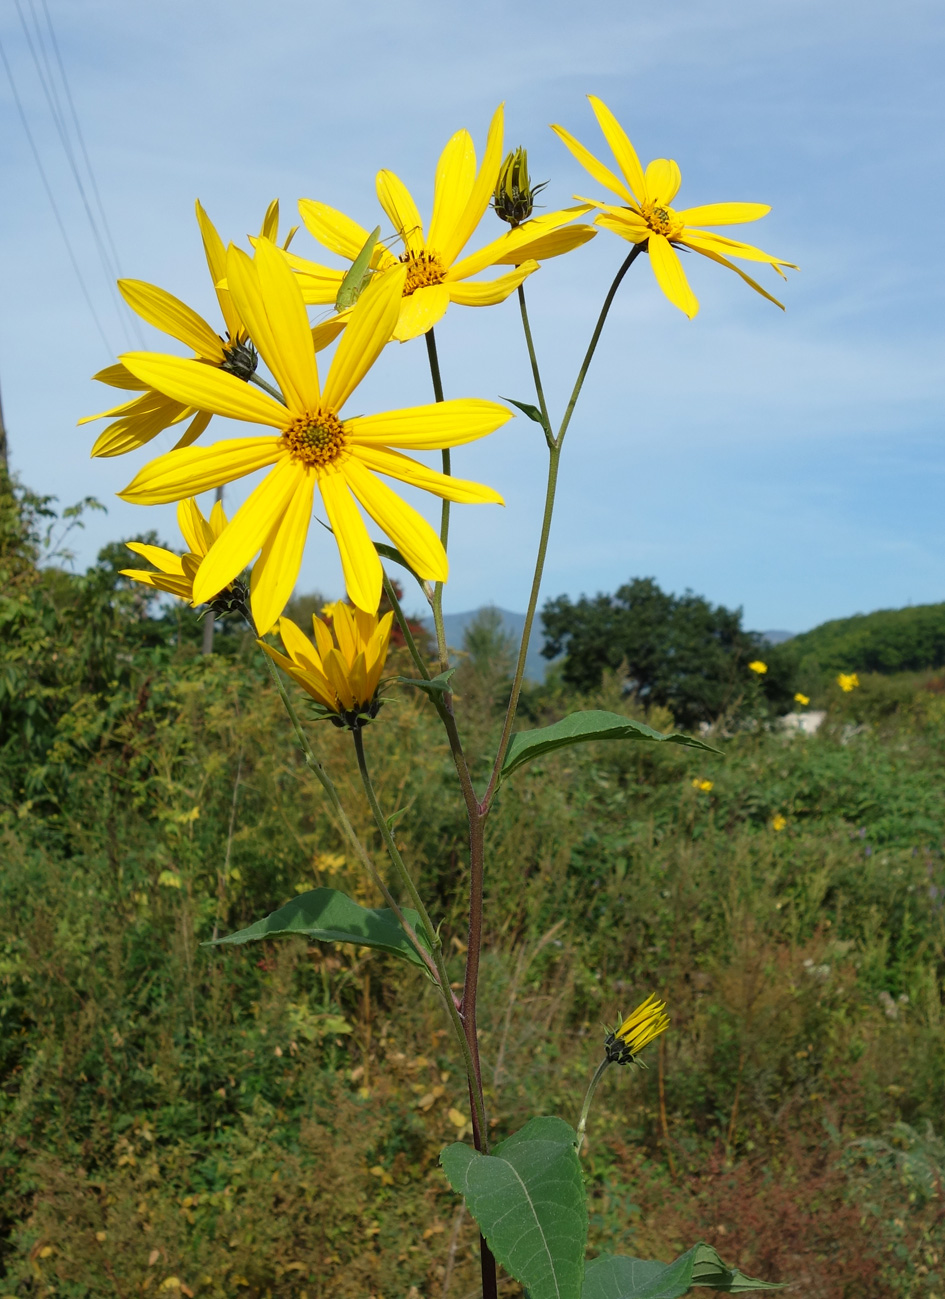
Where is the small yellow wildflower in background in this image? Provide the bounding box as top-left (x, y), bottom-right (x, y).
top-left (771, 814), bottom-right (787, 832)
top-left (692, 778), bottom-right (713, 793)
top-left (605, 993), bottom-right (669, 1066)
top-left (748, 660), bottom-right (768, 674)
top-left (794, 692), bottom-right (810, 706)
top-left (837, 672), bottom-right (860, 693)
top-left (261, 603), bottom-right (393, 730)
top-left (551, 95), bottom-right (796, 318)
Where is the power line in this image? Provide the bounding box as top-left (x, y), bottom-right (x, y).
top-left (13, 0), bottom-right (138, 348)
top-left (0, 34), bottom-right (114, 355)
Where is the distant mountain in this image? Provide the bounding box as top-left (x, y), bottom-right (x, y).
top-left (419, 607), bottom-right (554, 681)
top-left (761, 630), bottom-right (794, 645)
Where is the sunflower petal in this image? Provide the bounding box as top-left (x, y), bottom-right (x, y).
top-left (171, 409), bottom-right (213, 451)
top-left (675, 202), bottom-right (770, 227)
top-left (298, 200), bottom-right (372, 260)
top-left (196, 200), bottom-right (243, 340)
top-left (93, 362), bottom-right (145, 391)
top-left (347, 398), bottom-right (511, 450)
top-left (440, 104), bottom-right (504, 266)
top-left (376, 171), bottom-right (425, 254)
top-left (119, 280), bottom-right (226, 361)
top-left (227, 242), bottom-right (320, 411)
top-left (488, 224), bottom-right (597, 266)
top-left (681, 241), bottom-right (787, 309)
top-left (120, 352), bottom-right (285, 426)
top-left (119, 439), bottom-right (284, 505)
top-left (177, 497), bottom-right (214, 555)
top-left (342, 457), bottom-right (447, 581)
top-left (90, 398), bottom-right (192, 459)
top-left (428, 129), bottom-right (477, 255)
top-left (352, 445), bottom-right (504, 505)
top-left (647, 234), bottom-right (699, 318)
top-left (681, 229), bottom-right (798, 270)
top-left (125, 542), bottom-right (186, 575)
top-left (550, 123), bottom-right (635, 205)
top-left (644, 159), bottom-right (682, 206)
top-left (447, 264), bottom-right (536, 306)
top-left (192, 457), bottom-right (302, 604)
top-left (250, 466), bottom-right (316, 634)
top-left (122, 569), bottom-right (194, 601)
top-left (322, 264), bottom-right (406, 411)
top-left (318, 471), bottom-right (382, 613)
top-left (279, 616), bottom-right (322, 672)
top-left (587, 96), bottom-right (647, 202)
top-left (594, 208), bottom-right (652, 244)
top-left (392, 285), bottom-right (451, 342)
top-left (311, 317), bottom-right (346, 351)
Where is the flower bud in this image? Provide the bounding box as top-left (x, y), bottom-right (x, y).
top-left (492, 148), bottom-right (547, 227)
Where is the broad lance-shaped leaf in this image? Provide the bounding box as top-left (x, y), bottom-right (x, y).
top-left (205, 887), bottom-right (433, 971)
top-left (499, 709), bottom-right (719, 786)
top-left (398, 668), bottom-right (456, 697)
top-left (441, 1116), bottom-right (587, 1299)
top-left (582, 1244), bottom-right (783, 1298)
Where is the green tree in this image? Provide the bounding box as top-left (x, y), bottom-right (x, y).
top-left (540, 577), bottom-right (767, 727)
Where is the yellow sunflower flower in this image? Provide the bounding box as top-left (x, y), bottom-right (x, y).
top-left (748, 660), bottom-right (768, 674)
top-left (261, 603), bottom-right (394, 729)
top-left (605, 993), bottom-right (670, 1065)
top-left (122, 497), bottom-right (245, 611)
top-left (285, 105), bottom-right (596, 342)
top-left (551, 96), bottom-right (797, 319)
top-left (116, 240), bottom-right (509, 630)
top-left (837, 672), bottom-right (860, 693)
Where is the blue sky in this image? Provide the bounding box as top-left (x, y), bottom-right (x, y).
top-left (1, 0), bottom-right (942, 634)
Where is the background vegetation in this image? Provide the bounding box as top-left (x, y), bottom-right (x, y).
top-left (2, 476), bottom-right (944, 1298)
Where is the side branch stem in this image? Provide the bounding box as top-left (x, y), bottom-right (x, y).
top-left (425, 327), bottom-right (450, 672)
top-left (247, 372), bottom-right (287, 404)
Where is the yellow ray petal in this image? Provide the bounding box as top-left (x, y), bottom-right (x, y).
top-left (171, 409), bottom-right (213, 450)
top-left (318, 471), bottom-right (382, 613)
top-left (278, 616), bottom-right (322, 672)
top-left (587, 96), bottom-right (647, 203)
top-left (122, 569), bottom-right (194, 601)
top-left (427, 128), bottom-right (477, 255)
top-left (82, 388), bottom-right (184, 425)
top-left (227, 242), bottom-right (320, 412)
top-left (298, 199), bottom-right (372, 260)
top-left (644, 159), bottom-right (682, 206)
top-left (392, 284), bottom-right (451, 342)
top-left (681, 229), bottom-right (798, 270)
top-left (296, 270), bottom-right (346, 306)
top-left (93, 362), bottom-right (145, 391)
top-left (260, 641), bottom-right (335, 710)
top-left (447, 264), bottom-right (536, 306)
top-left (331, 602), bottom-right (357, 663)
top-left (647, 234), bottom-right (699, 318)
top-left (675, 202), bottom-right (770, 227)
top-left (347, 397), bottom-right (511, 450)
top-left (177, 497), bottom-right (214, 555)
top-left (450, 207), bottom-right (593, 277)
top-left (322, 264), bottom-right (406, 411)
top-left (593, 208), bottom-right (651, 244)
top-left (376, 171), bottom-right (425, 254)
top-left (311, 616), bottom-right (334, 660)
top-left (249, 467), bottom-right (316, 634)
top-left (90, 399), bottom-right (192, 459)
top-left (549, 123), bottom-right (635, 205)
top-left (681, 241), bottom-right (787, 309)
top-left (311, 317), bottom-right (346, 352)
top-left (120, 352), bottom-right (286, 427)
top-left (488, 225), bottom-right (597, 266)
top-left (118, 280), bottom-right (226, 362)
top-left (193, 456), bottom-right (302, 604)
top-left (209, 498), bottom-right (227, 539)
top-left (440, 104), bottom-right (504, 267)
top-left (119, 438), bottom-right (284, 505)
top-left (196, 200), bottom-right (243, 340)
top-left (125, 542), bottom-right (186, 575)
top-left (342, 457), bottom-right (447, 581)
top-left (259, 198), bottom-right (280, 243)
top-left (352, 445), bottom-right (504, 505)
top-left (324, 648), bottom-right (357, 710)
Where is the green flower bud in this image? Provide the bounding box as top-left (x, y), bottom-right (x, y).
top-left (492, 148), bottom-right (548, 227)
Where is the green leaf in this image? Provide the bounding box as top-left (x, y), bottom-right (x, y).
top-left (441, 1116), bottom-right (586, 1299)
top-left (499, 709), bottom-right (719, 786)
top-left (375, 542), bottom-right (424, 585)
top-left (204, 887), bottom-right (433, 970)
top-left (397, 668), bottom-right (456, 697)
top-left (502, 396), bottom-right (546, 426)
top-left (582, 1244), bottom-right (783, 1298)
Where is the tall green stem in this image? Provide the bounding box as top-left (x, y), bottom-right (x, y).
top-left (425, 328), bottom-right (450, 672)
top-left (381, 571), bottom-right (431, 681)
top-left (516, 283), bottom-right (554, 449)
top-left (352, 728), bottom-right (487, 1145)
top-left (576, 1058), bottom-right (611, 1153)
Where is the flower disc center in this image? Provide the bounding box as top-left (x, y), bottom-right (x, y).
top-left (399, 249), bottom-right (445, 296)
top-left (643, 203), bottom-right (683, 240)
top-left (282, 411), bottom-right (347, 469)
